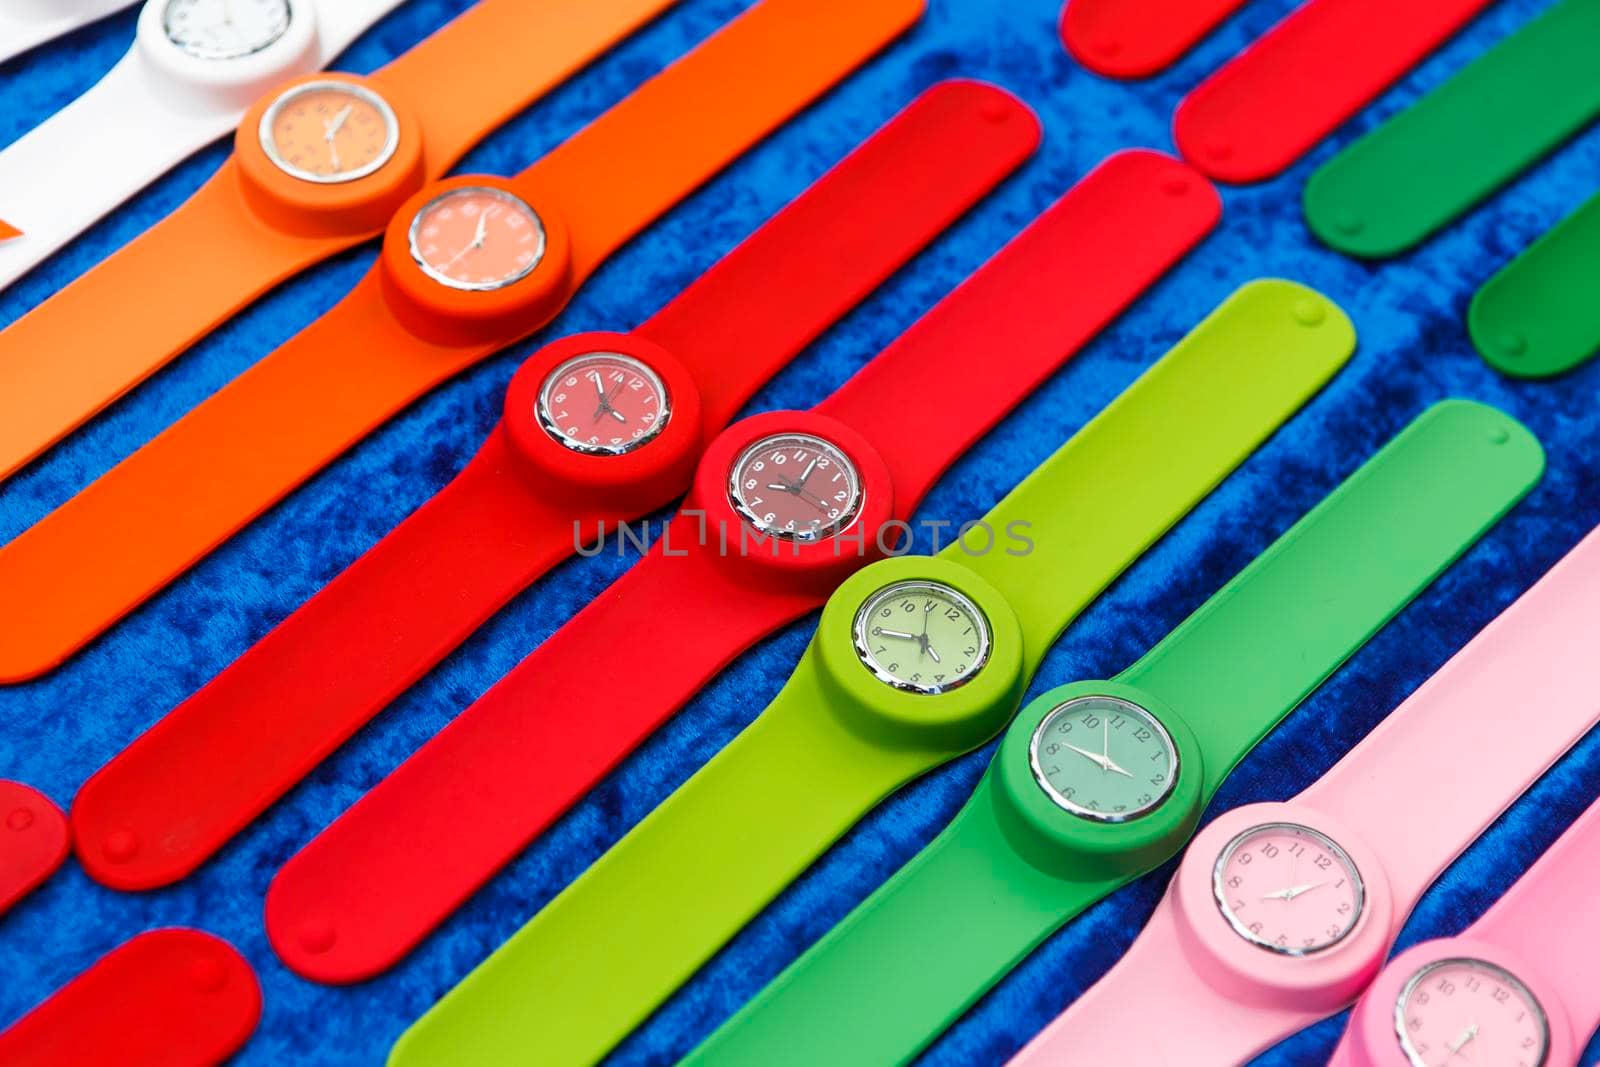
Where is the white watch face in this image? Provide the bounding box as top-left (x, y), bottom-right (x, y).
top-left (852, 580), bottom-right (991, 694)
top-left (1028, 695), bottom-right (1178, 822)
top-left (163, 0), bottom-right (291, 60)
top-left (259, 82), bottom-right (401, 185)
top-left (536, 352), bottom-right (670, 456)
top-left (1395, 958), bottom-right (1550, 1067)
top-left (1212, 822), bottom-right (1365, 956)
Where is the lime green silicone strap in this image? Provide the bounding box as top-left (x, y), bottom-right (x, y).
top-left (1470, 191), bottom-right (1600, 378)
top-left (681, 402), bottom-right (1543, 1067)
top-left (1121, 399), bottom-right (1544, 795)
top-left (1304, 0), bottom-right (1600, 259)
top-left (389, 279), bottom-right (1354, 1067)
top-left (950, 278), bottom-right (1354, 673)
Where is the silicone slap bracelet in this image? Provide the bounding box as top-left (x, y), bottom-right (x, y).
top-left (72, 80), bottom-right (1043, 893)
top-left (0, 929), bottom-right (260, 1066)
top-left (1016, 457), bottom-right (1600, 1067)
top-left (265, 149), bottom-right (1220, 984)
top-left (1471, 191), bottom-right (1600, 379)
top-left (0, 780), bottom-right (68, 915)
top-left (1305, 0), bottom-right (1600, 258)
top-left (1334, 787), bottom-right (1600, 1067)
top-left (0, 0), bottom-right (683, 479)
top-left (686, 401), bottom-right (1541, 1067)
top-left (0, 0), bottom-right (135, 65)
top-left (1173, 0), bottom-right (1494, 183)
top-left (0, 0), bottom-right (410, 293)
top-left (1059, 0), bottom-right (1248, 79)
top-left (0, 0), bottom-right (921, 681)
top-left (387, 277), bottom-right (1357, 1067)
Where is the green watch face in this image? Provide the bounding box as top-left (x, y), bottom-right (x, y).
top-left (1028, 695), bottom-right (1178, 822)
top-left (851, 580), bottom-right (990, 695)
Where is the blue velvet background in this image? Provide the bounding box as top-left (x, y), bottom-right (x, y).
top-left (3, 0), bottom-right (1599, 1063)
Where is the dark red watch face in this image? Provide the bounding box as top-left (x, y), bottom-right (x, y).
top-left (727, 432), bottom-right (863, 541)
top-left (535, 352), bottom-right (670, 455)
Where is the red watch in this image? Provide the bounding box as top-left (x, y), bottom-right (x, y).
top-left (69, 81), bottom-right (1043, 892)
top-left (264, 149), bottom-right (1223, 984)
top-left (0, 780), bottom-right (68, 916)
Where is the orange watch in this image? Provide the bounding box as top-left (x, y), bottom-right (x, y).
top-left (0, 0), bottom-right (682, 483)
top-left (0, 0), bottom-right (922, 682)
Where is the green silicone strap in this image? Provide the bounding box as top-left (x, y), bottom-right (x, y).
top-left (682, 401), bottom-right (1543, 1067)
top-left (1470, 191), bottom-right (1600, 378)
top-left (1121, 398), bottom-right (1545, 797)
top-left (1303, 0), bottom-right (1600, 259)
top-left (682, 775), bottom-right (1125, 1067)
top-left (389, 279), bottom-right (1355, 1067)
top-left (949, 278), bottom-right (1355, 673)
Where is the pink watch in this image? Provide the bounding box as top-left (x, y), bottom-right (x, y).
top-left (1008, 520), bottom-right (1600, 1065)
top-left (1332, 792), bottom-right (1600, 1067)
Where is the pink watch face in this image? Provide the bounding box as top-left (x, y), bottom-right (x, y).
top-left (727, 433), bottom-right (863, 542)
top-left (1395, 959), bottom-right (1549, 1067)
top-left (1212, 822), bottom-right (1364, 956)
top-left (536, 352), bottom-right (670, 456)
top-left (408, 187), bottom-right (546, 292)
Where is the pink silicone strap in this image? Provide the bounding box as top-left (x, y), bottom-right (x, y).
top-left (1301, 523), bottom-right (1600, 909)
top-left (1009, 896), bottom-right (1318, 1065)
top-left (1471, 794), bottom-right (1600, 1041)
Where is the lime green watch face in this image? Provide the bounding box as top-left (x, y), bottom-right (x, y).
top-left (851, 580), bottom-right (990, 694)
top-left (1028, 695), bottom-right (1178, 822)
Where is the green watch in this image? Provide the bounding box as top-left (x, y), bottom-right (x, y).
top-left (1470, 190), bottom-right (1600, 379)
top-left (387, 279), bottom-right (1357, 1066)
top-left (1302, 0), bottom-right (1600, 259)
top-left (681, 399), bottom-right (1543, 1067)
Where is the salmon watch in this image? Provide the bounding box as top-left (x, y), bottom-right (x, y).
top-left (0, 0), bottom-right (923, 682)
top-left (0, 0), bottom-right (684, 481)
top-left (69, 78), bottom-right (1042, 891)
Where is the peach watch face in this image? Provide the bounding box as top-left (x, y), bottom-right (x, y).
top-left (1395, 959), bottom-right (1549, 1067)
top-left (408, 187), bottom-right (547, 292)
top-left (1211, 822), bottom-right (1365, 956)
top-left (259, 82), bottom-right (400, 184)
top-left (536, 352), bottom-right (670, 456)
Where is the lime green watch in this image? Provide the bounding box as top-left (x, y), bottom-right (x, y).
top-left (387, 278), bottom-right (1357, 1066)
top-left (681, 399), bottom-right (1542, 1067)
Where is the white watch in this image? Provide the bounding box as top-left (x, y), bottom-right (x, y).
top-left (0, 0), bottom-right (138, 65)
top-left (0, 0), bottom-right (406, 293)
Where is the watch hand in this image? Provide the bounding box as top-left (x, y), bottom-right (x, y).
top-left (873, 628), bottom-right (919, 641)
top-left (798, 457), bottom-right (818, 486)
top-left (326, 104), bottom-right (354, 140)
top-left (1446, 1022), bottom-right (1479, 1056)
top-left (471, 211), bottom-right (489, 250)
top-left (1259, 881), bottom-right (1325, 902)
top-left (1098, 754), bottom-right (1135, 779)
top-left (606, 408), bottom-right (627, 424)
top-left (924, 642), bottom-right (940, 664)
top-left (1061, 743), bottom-right (1113, 772)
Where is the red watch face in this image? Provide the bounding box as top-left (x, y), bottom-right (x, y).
top-left (727, 432), bottom-right (863, 542)
top-left (535, 352), bottom-right (670, 456)
top-left (407, 187), bottom-right (546, 292)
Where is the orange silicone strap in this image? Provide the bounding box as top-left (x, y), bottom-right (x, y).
top-left (0, 0), bottom-right (678, 483)
top-left (0, 0), bottom-right (921, 682)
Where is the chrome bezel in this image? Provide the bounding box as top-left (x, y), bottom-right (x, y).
top-left (1212, 821), bottom-right (1367, 957)
top-left (535, 352), bottom-right (671, 456)
top-left (1393, 957), bottom-right (1550, 1067)
top-left (851, 580), bottom-right (992, 695)
top-left (727, 432), bottom-right (863, 543)
top-left (258, 80), bottom-right (401, 185)
top-left (1028, 695), bottom-right (1179, 823)
top-left (407, 187), bottom-right (547, 293)
top-left (163, 0), bottom-right (292, 60)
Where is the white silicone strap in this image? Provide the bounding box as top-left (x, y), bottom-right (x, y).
top-left (0, 0), bottom-right (136, 65)
top-left (0, 0), bottom-right (403, 292)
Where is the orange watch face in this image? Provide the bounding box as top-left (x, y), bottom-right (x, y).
top-left (260, 82), bottom-right (399, 184)
top-left (408, 188), bottom-right (547, 292)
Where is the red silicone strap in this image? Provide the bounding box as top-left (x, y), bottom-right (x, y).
top-left (816, 149), bottom-right (1221, 506)
top-left (1472, 796), bottom-right (1600, 1039)
top-left (1060, 0), bottom-right (1249, 78)
top-left (635, 80), bottom-right (1038, 431)
top-left (1173, 0), bottom-right (1494, 183)
top-left (66, 82), bottom-right (1039, 892)
top-left (0, 929), bottom-right (260, 1067)
top-left (0, 780), bottom-right (68, 915)
top-left (263, 150), bottom-right (1220, 984)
